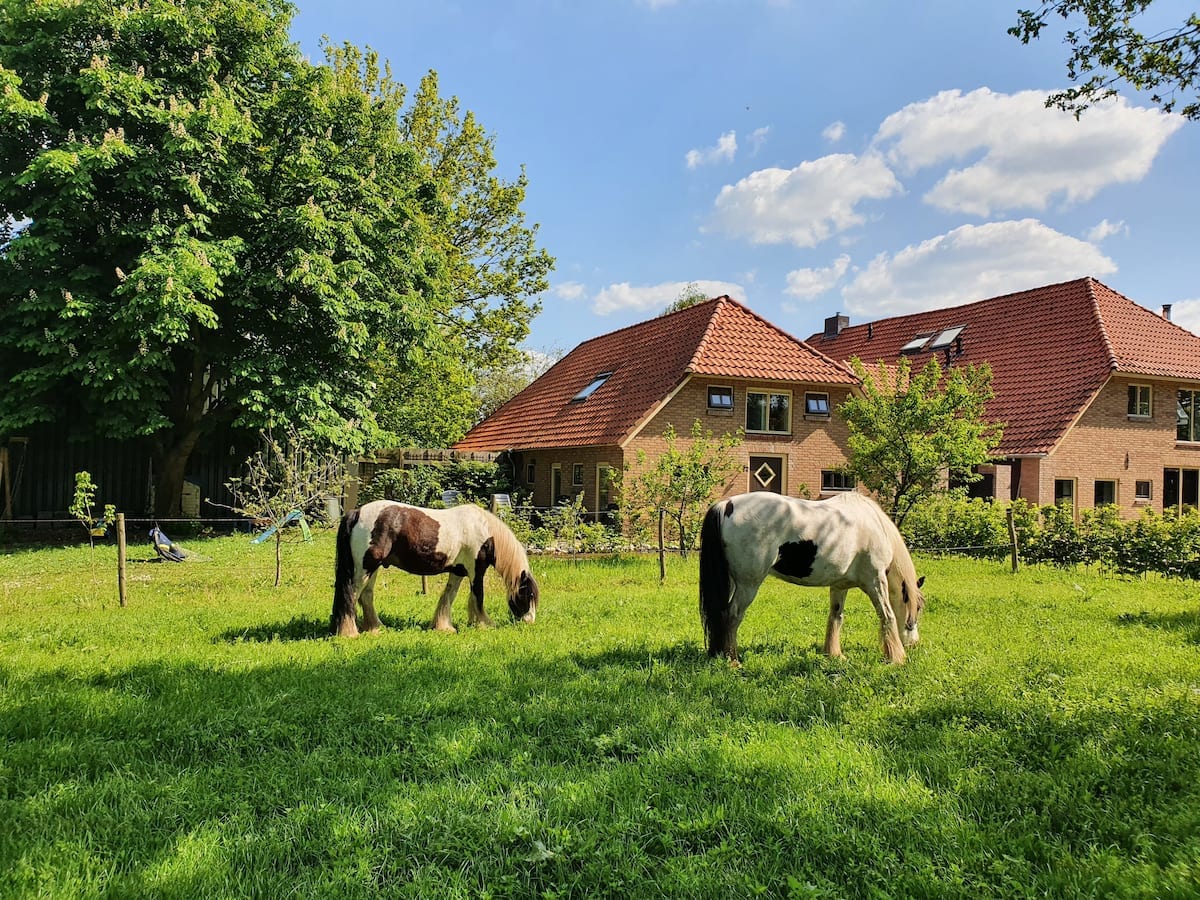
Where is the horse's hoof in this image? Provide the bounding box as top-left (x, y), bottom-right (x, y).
top-left (431, 622), bottom-right (457, 634)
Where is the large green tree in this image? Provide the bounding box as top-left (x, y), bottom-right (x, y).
top-left (371, 70), bottom-right (554, 447)
top-left (1011, 1), bottom-right (1200, 119)
top-left (840, 357), bottom-right (1003, 526)
top-left (0, 0), bottom-right (467, 514)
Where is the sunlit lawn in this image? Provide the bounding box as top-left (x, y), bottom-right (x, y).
top-left (2, 531), bottom-right (1199, 897)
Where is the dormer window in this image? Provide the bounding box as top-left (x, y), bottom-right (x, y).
top-left (572, 371), bottom-right (613, 402)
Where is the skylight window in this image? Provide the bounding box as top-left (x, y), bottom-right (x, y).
top-left (900, 333), bottom-right (933, 354)
top-left (929, 325), bottom-right (965, 350)
top-left (572, 371), bottom-right (613, 401)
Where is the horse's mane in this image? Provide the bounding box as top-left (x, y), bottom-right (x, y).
top-left (834, 493), bottom-right (919, 588)
top-left (864, 495), bottom-right (920, 588)
top-left (474, 506), bottom-right (531, 591)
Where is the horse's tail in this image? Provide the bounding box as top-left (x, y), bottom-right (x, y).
top-left (330, 508), bottom-right (359, 635)
top-left (698, 500), bottom-right (731, 657)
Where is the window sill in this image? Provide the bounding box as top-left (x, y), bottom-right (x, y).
top-left (804, 413), bottom-right (831, 422)
top-left (1174, 441), bottom-right (1200, 450)
top-left (1126, 414), bottom-right (1152, 422)
top-left (706, 408), bottom-right (734, 417)
top-left (746, 430), bottom-right (793, 437)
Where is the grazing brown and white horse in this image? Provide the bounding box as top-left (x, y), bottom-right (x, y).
top-left (332, 500), bottom-right (538, 637)
top-left (699, 491), bottom-right (925, 664)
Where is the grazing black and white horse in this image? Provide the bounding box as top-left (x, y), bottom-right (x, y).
top-left (332, 500), bottom-right (539, 637)
top-left (699, 491), bottom-right (925, 664)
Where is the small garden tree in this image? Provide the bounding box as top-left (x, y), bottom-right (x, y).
top-left (840, 356), bottom-right (1003, 526)
top-left (69, 470), bottom-right (115, 566)
top-left (620, 420), bottom-right (743, 558)
top-left (224, 427), bottom-right (349, 586)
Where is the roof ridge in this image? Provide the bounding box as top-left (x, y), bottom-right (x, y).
top-left (1084, 277), bottom-right (1120, 372)
top-left (695, 296), bottom-right (855, 376)
top-left (687, 295), bottom-right (733, 371)
top-left (570, 295), bottom-right (725, 353)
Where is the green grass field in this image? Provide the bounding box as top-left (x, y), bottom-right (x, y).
top-left (2, 532), bottom-right (1199, 898)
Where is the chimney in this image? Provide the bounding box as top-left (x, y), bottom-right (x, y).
top-left (824, 312), bottom-right (849, 338)
top-left (1162, 304), bottom-right (1173, 321)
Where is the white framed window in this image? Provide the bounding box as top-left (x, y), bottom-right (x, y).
top-left (821, 470), bottom-right (855, 492)
top-left (1127, 384), bottom-right (1151, 418)
top-left (805, 392), bottom-right (830, 416)
top-left (1054, 478), bottom-right (1076, 510)
top-left (746, 390), bottom-right (791, 434)
top-left (1178, 390), bottom-right (1200, 441)
top-left (1135, 480), bottom-right (1152, 502)
top-left (572, 463), bottom-right (584, 486)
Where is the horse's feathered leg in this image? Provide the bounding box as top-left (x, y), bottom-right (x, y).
top-left (332, 512), bottom-right (362, 637)
top-left (431, 574), bottom-right (462, 633)
top-left (865, 573), bottom-right (906, 664)
top-left (466, 564), bottom-right (495, 628)
top-left (359, 568), bottom-right (384, 632)
top-left (824, 587), bottom-right (848, 657)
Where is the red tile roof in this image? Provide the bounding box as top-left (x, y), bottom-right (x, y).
top-left (454, 296), bottom-right (855, 451)
top-left (807, 277), bottom-right (1200, 456)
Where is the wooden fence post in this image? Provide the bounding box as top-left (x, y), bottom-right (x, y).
top-left (658, 508), bottom-right (666, 582)
top-left (116, 513), bottom-right (128, 607)
top-left (1007, 506), bottom-right (1020, 573)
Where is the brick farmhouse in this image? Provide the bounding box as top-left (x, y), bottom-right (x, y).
top-left (809, 277), bottom-right (1200, 517)
top-left (456, 276), bottom-right (1200, 520)
top-left (453, 296), bottom-right (857, 510)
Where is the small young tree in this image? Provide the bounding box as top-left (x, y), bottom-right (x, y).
top-left (621, 420), bottom-right (743, 559)
top-left (840, 356), bottom-right (1003, 526)
top-left (224, 427), bottom-right (350, 586)
top-left (69, 470), bottom-right (116, 565)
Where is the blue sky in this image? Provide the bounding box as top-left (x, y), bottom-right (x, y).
top-left (290, 0), bottom-right (1200, 355)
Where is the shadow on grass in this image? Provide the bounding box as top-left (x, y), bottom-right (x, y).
top-left (1115, 609), bottom-right (1200, 644)
top-left (214, 611), bottom-right (430, 643)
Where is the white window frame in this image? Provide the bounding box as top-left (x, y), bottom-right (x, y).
top-left (746, 389), bottom-right (792, 435)
top-left (1127, 383), bottom-right (1152, 419)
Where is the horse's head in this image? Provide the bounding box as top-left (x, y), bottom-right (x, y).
top-left (508, 569), bottom-right (538, 623)
top-left (895, 573), bottom-right (925, 647)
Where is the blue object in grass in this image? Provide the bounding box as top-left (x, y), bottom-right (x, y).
top-left (150, 525), bottom-right (187, 562)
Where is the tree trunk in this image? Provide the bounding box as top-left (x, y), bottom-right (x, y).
top-left (153, 429), bottom-right (203, 519)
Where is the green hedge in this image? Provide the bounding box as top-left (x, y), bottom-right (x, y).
top-left (903, 494), bottom-right (1200, 578)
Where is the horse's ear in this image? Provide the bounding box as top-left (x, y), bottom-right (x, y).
top-left (917, 575), bottom-right (925, 588)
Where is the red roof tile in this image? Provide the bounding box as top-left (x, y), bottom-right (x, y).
top-left (808, 277), bottom-right (1200, 456)
top-left (455, 296), bottom-right (855, 452)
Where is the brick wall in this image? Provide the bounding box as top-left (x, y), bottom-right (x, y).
top-left (628, 376), bottom-right (854, 499)
top-left (1034, 376), bottom-right (1200, 516)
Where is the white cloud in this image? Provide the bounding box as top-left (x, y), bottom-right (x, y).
top-left (840, 219), bottom-right (1117, 318)
top-left (1169, 299), bottom-right (1200, 336)
top-left (552, 280), bottom-right (586, 301)
top-left (1087, 218), bottom-right (1128, 242)
top-left (711, 153), bottom-right (901, 248)
top-left (592, 279), bottom-right (746, 315)
top-left (784, 254), bottom-right (851, 298)
top-left (686, 130), bottom-right (738, 169)
top-left (873, 88), bottom-right (1184, 216)
top-left (822, 121), bottom-right (846, 143)
top-left (747, 126), bottom-right (770, 154)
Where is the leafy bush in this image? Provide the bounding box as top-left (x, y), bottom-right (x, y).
top-left (358, 466), bottom-right (443, 506)
top-left (904, 493), bottom-right (1200, 578)
top-left (902, 493), bottom-right (1009, 559)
